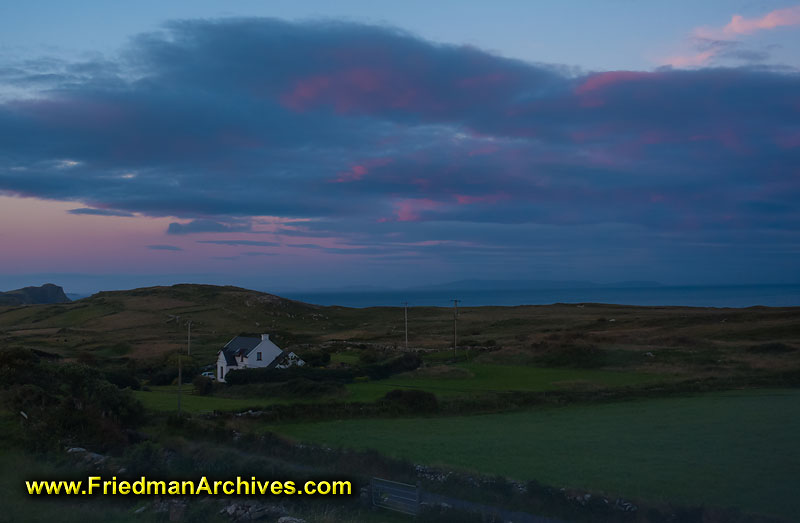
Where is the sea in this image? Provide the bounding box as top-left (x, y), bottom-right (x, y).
top-left (282, 284), bottom-right (800, 309)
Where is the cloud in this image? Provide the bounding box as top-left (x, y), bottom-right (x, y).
top-left (68, 207), bottom-right (134, 217)
top-left (721, 6), bottom-right (800, 36)
top-left (667, 6), bottom-right (800, 67)
top-left (0, 17), bottom-right (798, 282)
top-left (167, 219), bottom-right (251, 235)
top-left (147, 244), bottom-right (183, 251)
top-left (197, 240), bottom-right (280, 247)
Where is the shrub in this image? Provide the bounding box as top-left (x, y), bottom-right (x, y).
top-left (123, 441), bottom-right (165, 477)
top-left (381, 389), bottom-right (438, 414)
top-left (358, 348), bottom-right (381, 365)
top-left (104, 369), bottom-right (141, 390)
top-left (365, 352), bottom-right (422, 379)
top-left (270, 378), bottom-right (344, 398)
top-left (302, 351), bottom-right (331, 367)
top-left (193, 375), bottom-right (214, 396)
top-left (1, 353), bottom-right (143, 452)
top-left (225, 366), bottom-right (355, 386)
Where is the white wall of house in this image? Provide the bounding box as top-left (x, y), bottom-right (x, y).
top-left (216, 351), bottom-right (229, 382)
top-left (216, 334), bottom-right (286, 383)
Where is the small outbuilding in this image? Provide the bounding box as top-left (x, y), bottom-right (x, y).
top-left (216, 334), bottom-right (304, 382)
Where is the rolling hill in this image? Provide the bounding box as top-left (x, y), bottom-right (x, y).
top-left (0, 283), bottom-right (798, 382)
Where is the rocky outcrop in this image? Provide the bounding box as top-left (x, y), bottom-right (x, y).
top-left (0, 283), bottom-right (70, 305)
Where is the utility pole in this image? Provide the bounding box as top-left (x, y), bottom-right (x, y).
top-left (187, 320), bottom-right (192, 356)
top-left (401, 302), bottom-right (408, 351)
top-left (451, 299), bottom-right (460, 358)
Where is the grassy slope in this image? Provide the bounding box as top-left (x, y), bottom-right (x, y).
top-left (269, 389), bottom-right (800, 520)
top-left (0, 284), bottom-right (798, 382)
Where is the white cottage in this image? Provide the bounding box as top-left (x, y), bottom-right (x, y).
top-left (216, 334), bottom-right (305, 382)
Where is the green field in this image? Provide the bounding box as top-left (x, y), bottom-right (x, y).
top-left (133, 386), bottom-right (288, 413)
top-left (270, 389), bottom-right (800, 519)
top-left (132, 364), bottom-right (664, 413)
top-left (344, 363), bottom-right (664, 402)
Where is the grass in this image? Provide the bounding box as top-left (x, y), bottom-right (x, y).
top-left (344, 363), bottom-right (664, 402)
top-left (133, 364), bottom-right (665, 412)
top-left (268, 389), bottom-right (800, 520)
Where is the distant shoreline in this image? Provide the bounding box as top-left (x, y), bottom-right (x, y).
top-left (283, 284), bottom-right (800, 309)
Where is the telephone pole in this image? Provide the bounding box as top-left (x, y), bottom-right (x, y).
top-left (187, 320), bottom-right (193, 356)
top-left (451, 299), bottom-right (460, 358)
top-left (401, 301), bottom-right (408, 351)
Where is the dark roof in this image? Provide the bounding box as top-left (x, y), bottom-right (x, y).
top-left (221, 336), bottom-right (261, 367)
top-left (266, 350), bottom-right (291, 369)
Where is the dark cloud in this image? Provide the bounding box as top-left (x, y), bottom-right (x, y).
top-left (0, 17), bottom-right (798, 282)
top-left (68, 207), bottom-right (134, 217)
top-left (147, 244), bottom-right (183, 251)
top-left (167, 219), bottom-right (251, 235)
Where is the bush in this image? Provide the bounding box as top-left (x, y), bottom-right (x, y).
top-left (302, 351), bottom-right (331, 367)
top-left (104, 369), bottom-right (141, 390)
top-left (123, 441), bottom-right (165, 476)
top-left (382, 389), bottom-right (438, 413)
top-left (225, 366), bottom-right (355, 386)
top-left (1, 351), bottom-right (143, 452)
top-left (193, 375), bottom-right (214, 395)
top-left (364, 352), bottom-right (422, 379)
top-left (270, 378), bottom-right (344, 398)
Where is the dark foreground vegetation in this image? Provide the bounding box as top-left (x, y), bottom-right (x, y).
top-left (1, 283), bottom-right (799, 522)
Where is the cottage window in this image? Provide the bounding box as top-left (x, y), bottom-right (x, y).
top-left (256, 352), bottom-right (262, 361)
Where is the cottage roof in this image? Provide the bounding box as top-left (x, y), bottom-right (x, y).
top-left (221, 336), bottom-right (261, 366)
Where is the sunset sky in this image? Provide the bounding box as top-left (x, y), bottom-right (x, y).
top-left (1, 1), bottom-right (799, 293)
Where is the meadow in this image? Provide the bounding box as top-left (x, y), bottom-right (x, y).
top-left (132, 363), bottom-right (664, 412)
top-left (344, 363), bottom-right (663, 402)
top-left (269, 389), bottom-right (800, 520)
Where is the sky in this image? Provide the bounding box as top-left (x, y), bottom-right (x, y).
top-left (0, 1), bottom-right (799, 293)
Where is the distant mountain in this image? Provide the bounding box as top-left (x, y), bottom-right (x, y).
top-left (0, 283), bottom-right (71, 306)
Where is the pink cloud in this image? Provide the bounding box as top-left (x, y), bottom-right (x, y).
top-left (662, 49), bottom-right (717, 68)
top-left (575, 71), bottom-right (654, 95)
top-left (381, 198), bottom-right (443, 222)
top-left (280, 68), bottom-right (433, 114)
top-left (664, 5), bottom-right (800, 68)
top-left (333, 157), bottom-right (393, 183)
top-left (722, 5), bottom-right (800, 35)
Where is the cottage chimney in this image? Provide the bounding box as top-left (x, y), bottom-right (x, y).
top-left (261, 334), bottom-right (270, 341)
